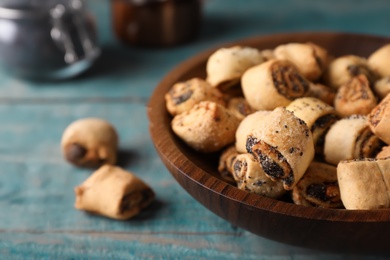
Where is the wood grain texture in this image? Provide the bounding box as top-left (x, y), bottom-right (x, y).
top-left (1, 0), bottom-right (390, 258)
top-left (148, 32), bottom-right (390, 254)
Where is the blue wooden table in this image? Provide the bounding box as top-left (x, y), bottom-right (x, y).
top-left (1, 0), bottom-right (390, 259)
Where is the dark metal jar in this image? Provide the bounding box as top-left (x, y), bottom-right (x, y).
top-left (0, 0), bottom-right (100, 79)
top-left (112, 0), bottom-right (202, 47)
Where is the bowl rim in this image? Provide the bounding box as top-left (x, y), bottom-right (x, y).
top-left (148, 31), bottom-right (390, 223)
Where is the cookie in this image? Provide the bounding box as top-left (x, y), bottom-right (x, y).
top-left (337, 158), bottom-right (390, 210)
top-left (74, 165), bottom-right (155, 220)
top-left (227, 97), bottom-right (255, 121)
top-left (206, 46), bottom-right (264, 90)
top-left (368, 93), bottom-right (390, 145)
top-left (324, 115), bottom-right (383, 165)
top-left (286, 97), bottom-right (337, 146)
top-left (171, 101), bottom-right (240, 153)
top-left (61, 118), bottom-right (118, 168)
top-left (376, 146), bottom-right (390, 159)
top-left (244, 107), bottom-right (315, 190)
top-left (373, 77), bottom-right (390, 100)
top-left (368, 44), bottom-right (390, 77)
top-left (241, 59), bottom-right (310, 110)
top-left (232, 153), bottom-right (286, 198)
top-left (334, 74), bottom-right (377, 117)
top-left (292, 162), bottom-right (342, 208)
top-left (217, 145), bottom-right (239, 185)
top-left (274, 42), bottom-right (329, 81)
top-left (305, 82), bottom-right (336, 106)
top-left (324, 55), bottom-right (376, 89)
top-left (165, 77), bottom-right (225, 116)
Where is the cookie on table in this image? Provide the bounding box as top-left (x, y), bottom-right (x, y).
top-left (274, 42), bottom-right (329, 81)
top-left (206, 46), bottom-right (264, 90)
top-left (324, 55), bottom-right (376, 89)
top-left (165, 77), bottom-right (225, 116)
top-left (334, 74), bottom-right (377, 117)
top-left (172, 101), bottom-right (241, 153)
top-left (337, 158), bottom-right (390, 210)
top-left (292, 162), bottom-right (342, 208)
top-left (368, 44), bottom-right (390, 77)
top-left (232, 153), bottom-right (286, 198)
top-left (241, 59), bottom-right (310, 110)
top-left (61, 118), bottom-right (118, 168)
top-left (74, 165), bottom-right (155, 220)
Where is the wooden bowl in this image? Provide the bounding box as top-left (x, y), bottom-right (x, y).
top-left (148, 32), bottom-right (390, 253)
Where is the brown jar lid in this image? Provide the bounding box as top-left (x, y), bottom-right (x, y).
top-left (112, 0), bottom-right (202, 47)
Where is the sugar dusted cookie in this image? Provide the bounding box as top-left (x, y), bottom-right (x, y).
top-left (206, 46), bottom-right (264, 90)
top-left (165, 77), bottom-right (225, 116)
top-left (172, 101), bottom-right (240, 153)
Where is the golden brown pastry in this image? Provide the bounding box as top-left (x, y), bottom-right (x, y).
top-left (235, 110), bottom-right (271, 153)
top-left (324, 55), bottom-right (376, 89)
top-left (337, 158), bottom-right (390, 210)
top-left (244, 107), bottom-right (315, 190)
top-left (218, 145), bottom-right (239, 185)
top-left (368, 93), bottom-right (390, 145)
top-left (206, 46), bottom-right (264, 90)
top-left (292, 162), bottom-right (342, 208)
top-left (232, 153), bottom-right (286, 198)
top-left (368, 44), bottom-right (390, 77)
top-left (172, 101), bottom-right (240, 153)
top-left (286, 97), bottom-right (337, 145)
top-left (376, 146), bottom-right (390, 159)
top-left (241, 59), bottom-right (310, 110)
top-left (61, 118), bottom-right (118, 168)
top-left (165, 78), bottom-right (225, 116)
top-left (373, 77), bottom-right (390, 100)
top-left (324, 115), bottom-right (383, 165)
top-left (227, 97), bottom-right (255, 121)
top-left (274, 42), bottom-right (329, 81)
top-left (334, 74), bottom-right (377, 117)
top-left (74, 165), bottom-right (155, 220)
top-left (305, 82), bottom-right (336, 106)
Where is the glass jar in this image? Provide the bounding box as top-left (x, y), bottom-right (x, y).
top-left (112, 0), bottom-right (202, 47)
top-left (0, 0), bottom-right (100, 79)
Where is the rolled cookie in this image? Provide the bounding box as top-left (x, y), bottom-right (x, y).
top-left (165, 78), bottom-right (225, 116)
top-left (286, 97), bottom-right (337, 145)
top-left (376, 146), bottom-right (390, 159)
top-left (232, 153), bottom-right (286, 198)
top-left (172, 101), bottom-right (240, 153)
top-left (334, 74), bottom-right (377, 117)
top-left (373, 77), bottom-right (390, 100)
top-left (368, 44), bottom-right (390, 77)
top-left (74, 165), bottom-right (155, 220)
top-left (245, 107), bottom-right (315, 190)
top-left (369, 94), bottom-right (390, 145)
top-left (274, 42), bottom-right (329, 81)
top-left (61, 118), bottom-right (118, 168)
top-left (292, 162), bottom-right (342, 208)
top-left (217, 145), bottom-right (239, 185)
top-left (324, 55), bottom-right (376, 89)
top-left (324, 115), bottom-right (384, 165)
top-left (337, 158), bottom-right (390, 210)
top-left (235, 110), bottom-right (271, 153)
top-left (227, 97), bottom-right (255, 121)
top-left (206, 46), bottom-right (264, 90)
top-left (305, 82), bottom-right (336, 106)
top-left (241, 59), bottom-right (310, 110)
